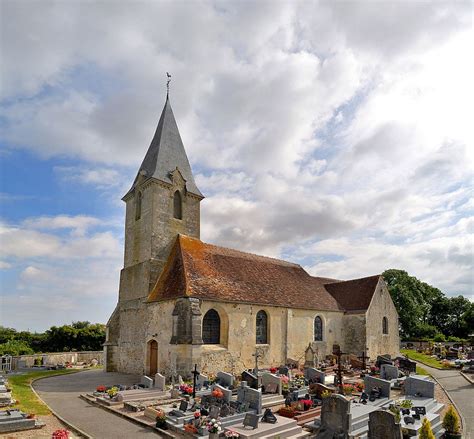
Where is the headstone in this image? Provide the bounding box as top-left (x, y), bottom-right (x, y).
top-left (381, 364), bottom-right (399, 380)
top-left (242, 371), bottom-right (258, 389)
top-left (316, 394), bottom-right (351, 438)
top-left (212, 383), bottom-right (232, 402)
top-left (179, 400), bottom-right (188, 412)
top-left (368, 410), bottom-right (402, 439)
top-left (364, 376), bottom-right (391, 399)
top-left (237, 381), bottom-right (263, 414)
top-left (195, 373), bottom-right (208, 390)
top-left (279, 366), bottom-right (290, 375)
top-left (304, 345), bottom-right (316, 367)
top-left (243, 413), bottom-right (259, 429)
top-left (404, 376), bottom-right (435, 398)
top-left (261, 373), bottom-right (282, 394)
top-left (178, 375), bottom-right (184, 385)
top-left (209, 405), bottom-right (220, 419)
top-left (141, 376), bottom-right (153, 388)
top-left (220, 403), bottom-right (231, 417)
top-left (154, 373), bottom-right (165, 391)
top-left (217, 371), bottom-right (234, 388)
top-left (398, 358), bottom-right (416, 374)
top-left (170, 388), bottom-right (180, 399)
top-left (376, 355), bottom-right (393, 367)
top-left (304, 367), bottom-right (325, 384)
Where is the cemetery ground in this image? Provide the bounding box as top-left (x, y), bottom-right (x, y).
top-left (401, 349), bottom-right (452, 370)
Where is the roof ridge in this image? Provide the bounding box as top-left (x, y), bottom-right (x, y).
top-left (179, 234), bottom-right (302, 269)
top-left (323, 274), bottom-right (381, 286)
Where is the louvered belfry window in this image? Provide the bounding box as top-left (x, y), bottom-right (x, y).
top-left (256, 310), bottom-right (268, 344)
top-left (314, 316), bottom-right (323, 341)
top-left (173, 190), bottom-right (182, 219)
top-left (202, 309), bottom-right (220, 344)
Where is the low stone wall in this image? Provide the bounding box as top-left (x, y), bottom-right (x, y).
top-left (12, 350), bottom-right (103, 369)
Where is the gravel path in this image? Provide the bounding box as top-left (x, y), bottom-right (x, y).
top-left (416, 363), bottom-right (474, 438)
top-left (33, 369), bottom-right (164, 438)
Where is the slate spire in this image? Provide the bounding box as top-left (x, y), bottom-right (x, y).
top-left (127, 95), bottom-right (202, 197)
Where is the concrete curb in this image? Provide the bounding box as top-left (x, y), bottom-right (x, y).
top-left (31, 372), bottom-right (93, 439)
top-left (460, 372), bottom-right (474, 385)
top-left (80, 394), bottom-right (172, 438)
top-left (419, 364), bottom-right (467, 436)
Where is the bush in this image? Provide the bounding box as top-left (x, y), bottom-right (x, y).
top-left (419, 417), bottom-right (435, 439)
top-left (433, 333), bottom-right (446, 342)
top-left (442, 405), bottom-right (460, 434)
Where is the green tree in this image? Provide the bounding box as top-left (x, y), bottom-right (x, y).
top-left (0, 339), bottom-right (34, 355)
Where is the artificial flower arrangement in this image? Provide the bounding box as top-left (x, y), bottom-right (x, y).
top-left (107, 386), bottom-right (119, 398)
top-left (280, 375), bottom-right (289, 384)
top-left (342, 384), bottom-right (355, 395)
top-left (321, 390), bottom-right (332, 398)
top-left (269, 367), bottom-right (278, 374)
top-left (301, 399), bottom-right (313, 411)
top-left (207, 418), bottom-right (222, 434)
top-left (278, 406), bottom-right (296, 418)
top-left (184, 423), bottom-right (198, 433)
top-left (155, 409), bottom-right (167, 429)
top-left (96, 385), bottom-right (107, 393)
top-left (179, 384), bottom-right (194, 395)
top-left (52, 430), bottom-right (70, 439)
top-left (211, 388), bottom-right (224, 399)
top-left (225, 431), bottom-right (240, 437)
top-left (354, 381), bottom-right (364, 392)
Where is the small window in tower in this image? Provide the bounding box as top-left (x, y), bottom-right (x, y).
top-left (173, 190), bottom-right (182, 219)
top-left (202, 309), bottom-right (220, 344)
top-left (256, 310), bottom-right (268, 344)
top-left (135, 191), bottom-right (142, 221)
top-left (382, 316), bottom-right (388, 334)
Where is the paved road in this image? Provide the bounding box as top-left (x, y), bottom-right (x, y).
top-left (416, 363), bottom-right (474, 438)
top-left (33, 369), bottom-right (164, 438)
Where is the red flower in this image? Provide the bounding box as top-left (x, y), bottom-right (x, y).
top-left (269, 367), bottom-right (278, 374)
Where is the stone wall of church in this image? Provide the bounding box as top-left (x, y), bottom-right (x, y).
top-left (341, 313), bottom-right (367, 356)
top-left (365, 279), bottom-right (400, 358)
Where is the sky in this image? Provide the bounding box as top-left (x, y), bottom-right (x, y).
top-left (0, 1), bottom-right (472, 332)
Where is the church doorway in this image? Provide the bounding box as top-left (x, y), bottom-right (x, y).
top-left (147, 340), bottom-right (158, 376)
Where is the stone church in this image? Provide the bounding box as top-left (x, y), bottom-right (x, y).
top-left (105, 95), bottom-right (400, 377)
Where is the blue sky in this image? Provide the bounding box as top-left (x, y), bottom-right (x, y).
top-left (1, 1), bottom-right (472, 331)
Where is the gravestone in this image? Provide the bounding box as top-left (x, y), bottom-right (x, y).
top-left (364, 376), bottom-right (391, 399)
top-left (179, 400), bottom-right (188, 412)
top-left (304, 367), bottom-right (325, 384)
top-left (305, 345), bottom-right (316, 368)
top-left (381, 364), bottom-right (399, 380)
top-left (404, 376), bottom-right (435, 398)
top-left (368, 410), bottom-right (402, 439)
top-left (170, 388), bottom-right (180, 398)
top-left (398, 358), bottom-right (417, 374)
top-left (279, 366), bottom-right (290, 375)
top-left (261, 372), bottom-right (282, 394)
top-left (154, 373), bottom-right (165, 391)
top-left (376, 355), bottom-right (393, 367)
top-left (237, 381), bottom-right (263, 414)
top-left (141, 376), bottom-right (153, 388)
top-left (195, 373), bottom-right (208, 390)
top-left (217, 371), bottom-right (234, 388)
top-left (212, 383), bottom-right (232, 402)
top-left (316, 394), bottom-right (351, 438)
top-left (242, 371), bottom-right (258, 389)
top-left (209, 405), bottom-right (220, 419)
top-left (220, 403), bottom-right (231, 417)
top-left (243, 413), bottom-right (259, 429)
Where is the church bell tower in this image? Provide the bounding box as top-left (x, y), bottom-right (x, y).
top-left (119, 95), bottom-right (203, 302)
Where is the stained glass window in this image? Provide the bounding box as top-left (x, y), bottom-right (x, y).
top-left (256, 310), bottom-right (268, 344)
top-left (202, 309), bottom-right (220, 344)
top-left (314, 316), bottom-right (323, 341)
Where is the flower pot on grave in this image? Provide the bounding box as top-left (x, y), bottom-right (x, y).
top-left (209, 433), bottom-right (220, 439)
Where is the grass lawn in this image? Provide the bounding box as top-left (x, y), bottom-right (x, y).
top-left (1, 369), bottom-right (81, 415)
top-left (401, 349), bottom-right (451, 369)
top-left (416, 365), bottom-right (430, 376)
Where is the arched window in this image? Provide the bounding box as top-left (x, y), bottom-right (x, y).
top-left (173, 190), bottom-right (182, 219)
top-left (314, 316), bottom-right (323, 341)
top-left (202, 309), bottom-right (220, 344)
top-left (135, 191), bottom-right (142, 220)
top-left (256, 310), bottom-right (268, 344)
top-left (382, 316), bottom-right (388, 334)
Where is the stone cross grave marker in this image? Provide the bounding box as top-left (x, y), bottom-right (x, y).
top-left (368, 410), bottom-right (402, 439)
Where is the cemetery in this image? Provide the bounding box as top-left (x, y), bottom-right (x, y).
top-left (73, 346), bottom-right (459, 438)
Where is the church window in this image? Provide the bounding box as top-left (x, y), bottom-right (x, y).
top-left (382, 316), bottom-right (388, 334)
top-left (135, 191), bottom-right (142, 220)
top-left (202, 309), bottom-right (220, 344)
top-left (173, 190), bottom-right (182, 219)
top-left (256, 310), bottom-right (268, 344)
top-left (314, 316), bottom-right (323, 341)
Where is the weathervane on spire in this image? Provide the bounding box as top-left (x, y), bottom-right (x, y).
top-left (166, 72), bottom-right (171, 97)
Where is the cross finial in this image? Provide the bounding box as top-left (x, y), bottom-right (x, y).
top-left (166, 72), bottom-right (171, 97)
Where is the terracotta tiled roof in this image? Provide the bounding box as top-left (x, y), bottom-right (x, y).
top-left (148, 235), bottom-right (380, 312)
top-left (324, 275), bottom-right (382, 311)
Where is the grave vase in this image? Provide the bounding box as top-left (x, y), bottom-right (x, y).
top-left (209, 433), bottom-right (219, 439)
